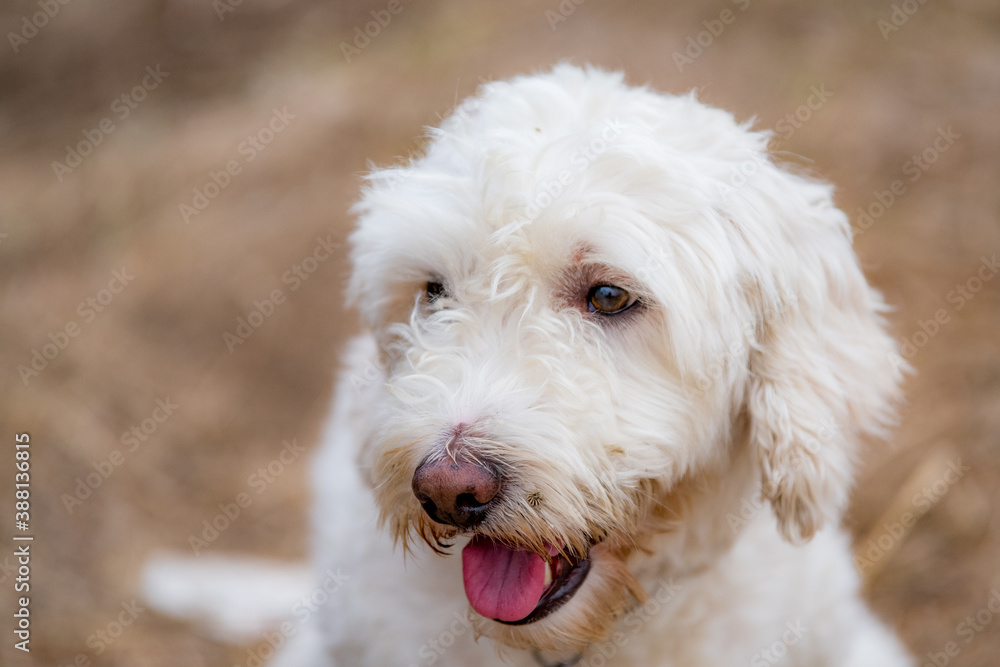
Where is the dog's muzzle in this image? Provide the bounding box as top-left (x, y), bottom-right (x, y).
top-left (411, 453), bottom-right (592, 625)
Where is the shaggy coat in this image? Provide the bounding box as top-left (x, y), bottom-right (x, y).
top-left (147, 65), bottom-right (914, 667)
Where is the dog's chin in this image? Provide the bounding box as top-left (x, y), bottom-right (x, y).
top-left (471, 544), bottom-right (637, 653)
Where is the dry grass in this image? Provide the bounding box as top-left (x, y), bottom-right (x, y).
top-left (1, 1), bottom-right (998, 665)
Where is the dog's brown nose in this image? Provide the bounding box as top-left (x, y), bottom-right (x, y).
top-left (412, 455), bottom-right (501, 528)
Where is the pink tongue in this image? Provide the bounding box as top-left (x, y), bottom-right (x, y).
top-left (462, 536), bottom-right (546, 622)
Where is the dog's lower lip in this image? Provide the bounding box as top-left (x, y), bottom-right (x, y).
top-left (494, 552), bottom-right (591, 626)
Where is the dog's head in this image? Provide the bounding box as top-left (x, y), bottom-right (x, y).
top-left (348, 65), bottom-right (902, 652)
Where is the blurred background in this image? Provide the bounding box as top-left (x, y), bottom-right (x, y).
top-left (1, 0), bottom-right (998, 665)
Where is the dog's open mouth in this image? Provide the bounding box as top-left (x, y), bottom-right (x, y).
top-left (461, 535), bottom-right (591, 625)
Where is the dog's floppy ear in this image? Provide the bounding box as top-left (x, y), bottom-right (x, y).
top-left (737, 168), bottom-right (904, 543)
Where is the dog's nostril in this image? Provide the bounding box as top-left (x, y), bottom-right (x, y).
top-left (418, 498), bottom-right (440, 522)
top-left (455, 492), bottom-right (486, 510)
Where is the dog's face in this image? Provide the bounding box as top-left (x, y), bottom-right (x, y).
top-left (348, 66), bottom-right (901, 652)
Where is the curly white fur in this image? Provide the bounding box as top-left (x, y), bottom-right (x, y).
top-left (151, 64), bottom-right (914, 666)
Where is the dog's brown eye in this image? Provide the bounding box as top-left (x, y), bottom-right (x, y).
top-left (588, 285), bottom-right (633, 314)
top-left (426, 281), bottom-right (447, 302)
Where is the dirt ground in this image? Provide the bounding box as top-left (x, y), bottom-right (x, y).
top-left (0, 0), bottom-right (998, 665)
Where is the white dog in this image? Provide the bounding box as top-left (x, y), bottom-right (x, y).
top-left (147, 65), bottom-right (913, 666)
